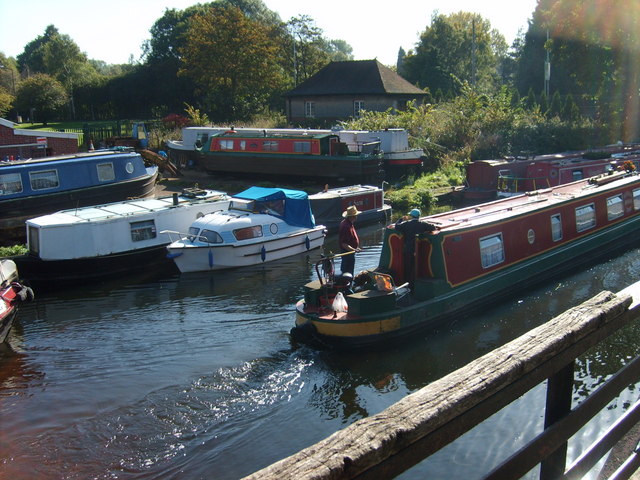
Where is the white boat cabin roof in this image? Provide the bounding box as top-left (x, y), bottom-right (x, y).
top-left (429, 172), bottom-right (638, 231)
top-left (28, 190), bottom-right (228, 227)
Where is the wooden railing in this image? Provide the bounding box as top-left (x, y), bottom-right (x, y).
top-left (243, 282), bottom-right (640, 479)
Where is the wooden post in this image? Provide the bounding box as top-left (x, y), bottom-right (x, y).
top-left (540, 361), bottom-right (575, 479)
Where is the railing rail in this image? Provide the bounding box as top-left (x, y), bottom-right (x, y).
top-left (242, 282), bottom-right (640, 480)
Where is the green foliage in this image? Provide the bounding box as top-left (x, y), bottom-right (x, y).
top-left (385, 187), bottom-right (437, 214)
top-left (0, 245), bottom-right (27, 257)
top-left (403, 11), bottom-right (508, 96)
top-left (184, 103), bottom-right (210, 126)
top-left (14, 73), bottom-right (69, 124)
top-left (179, 4), bottom-right (288, 121)
top-left (0, 88), bottom-right (12, 117)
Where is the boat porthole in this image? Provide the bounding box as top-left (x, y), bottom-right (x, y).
top-left (270, 223), bottom-right (278, 235)
top-left (125, 162), bottom-right (134, 173)
top-left (527, 228), bottom-right (535, 244)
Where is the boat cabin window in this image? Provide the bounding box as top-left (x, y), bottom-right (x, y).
top-left (97, 162), bottom-right (115, 181)
top-left (234, 225), bottom-right (263, 241)
top-left (130, 220), bottom-right (157, 242)
top-left (30, 169), bottom-right (60, 190)
top-left (606, 194), bottom-right (624, 220)
top-left (294, 141), bottom-right (311, 153)
top-left (572, 170), bottom-right (584, 181)
top-left (28, 225), bottom-right (39, 254)
top-left (263, 141), bottom-right (279, 152)
top-left (229, 198), bottom-right (254, 212)
top-left (551, 214), bottom-right (563, 242)
top-left (255, 199), bottom-right (285, 216)
top-left (195, 133), bottom-right (208, 148)
top-left (0, 172), bottom-right (23, 195)
top-left (575, 203), bottom-right (596, 232)
top-left (479, 233), bottom-right (505, 268)
top-left (220, 139), bottom-right (234, 150)
top-left (199, 229), bottom-right (223, 244)
top-left (633, 189), bottom-right (640, 210)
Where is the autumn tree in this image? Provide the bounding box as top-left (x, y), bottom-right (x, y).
top-left (179, 4), bottom-right (287, 120)
top-left (403, 11), bottom-right (508, 96)
top-left (14, 73), bottom-right (69, 125)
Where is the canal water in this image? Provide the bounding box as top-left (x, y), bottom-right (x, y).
top-left (1, 223), bottom-right (640, 480)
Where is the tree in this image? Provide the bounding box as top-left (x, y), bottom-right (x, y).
top-left (515, 0), bottom-right (640, 140)
top-left (14, 73), bottom-right (69, 124)
top-left (179, 4), bottom-right (287, 120)
top-left (403, 11), bottom-right (508, 96)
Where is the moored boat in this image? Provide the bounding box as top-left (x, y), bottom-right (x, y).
top-left (166, 126), bottom-right (422, 178)
top-left (0, 259), bottom-right (34, 343)
top-left (308, 184), bottom-right (391, 231)
top-left (164, 187), bottom-right (326, 273)
top-left (292, 166), bottom-right (640, 349)
top-left (0, 149), bottom-right (159, 244)
top-left (463, 143), bottom-right (640, 201)
top-left (196, 129), bottom-right (383, 183)
top-left (13, 188), bottom-right (230, 288)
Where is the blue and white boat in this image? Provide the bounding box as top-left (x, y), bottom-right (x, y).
top-left (0, 149), bottom-right (158, 242)
top-left (164, 187), bottom-right (326, 273)
top-left (13, 188), bottom-right (229, 288)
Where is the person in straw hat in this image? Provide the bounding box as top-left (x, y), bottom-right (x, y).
top-left (338, 205), bottom-right (362, 275)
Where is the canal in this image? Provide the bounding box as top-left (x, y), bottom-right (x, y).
top-left (1, 223), bottom-right (640, 479)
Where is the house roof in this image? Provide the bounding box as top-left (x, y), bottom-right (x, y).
top-left (284, 60), bottom-right (427, 97)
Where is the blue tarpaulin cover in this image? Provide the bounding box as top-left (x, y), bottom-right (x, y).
top-left (234, 186), bottom-right (316, 229)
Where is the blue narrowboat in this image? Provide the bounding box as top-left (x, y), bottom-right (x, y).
top-left (0, 149), bottom-right (158, 243)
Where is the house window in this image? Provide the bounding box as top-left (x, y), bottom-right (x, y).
top-left (479, 233), bottom-right (504, 268)
top-left (575, 203), bottom-right (596, 232)
top-left (354, 100), bottom-right (365, 117)
top-left (551, 214), bottom-right (563, 242)
top-left (294, 141), bottom-right (311, 153)
top-left (0, 173), bottom-right (23, 195)
top-left (305, 101), bottom-right (315, 118)
top-left (30, 169), bottom-right (59, 190)
top-left (234, 225), bottom-right (263, 241)
top-left (130, 220), bottom-right (157, 242)
top-left (263, 141), bottom-right (279, 152)
top-left (97, 162), bottom-right (115, 181)
top-left (607, 194), bottom-right (624, 220)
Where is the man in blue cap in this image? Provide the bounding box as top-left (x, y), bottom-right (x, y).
top-left (394, 209), bottom-right (437, 287)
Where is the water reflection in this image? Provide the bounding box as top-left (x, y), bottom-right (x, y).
top-left (1, 225), bottom-right (639, 479)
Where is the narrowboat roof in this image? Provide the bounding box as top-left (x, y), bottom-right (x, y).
top-left (212, 130), bottom-right (335, 140)
top-left (27, 190), bottom-right (228, 227)
top-left (0, 149), bottom-right (139, 167)
top-left (430, 172), bottom-right (638, 231)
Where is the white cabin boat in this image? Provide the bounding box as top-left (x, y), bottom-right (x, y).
top-left (165, 187), bottom-right (326, 273)
top-left (14, 188), bottom-right (230, 288)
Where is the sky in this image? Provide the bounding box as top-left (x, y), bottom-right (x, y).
top-left (0, 0), bottom-right (538, 67)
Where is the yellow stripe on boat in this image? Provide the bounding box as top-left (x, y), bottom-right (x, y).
top-left (312, 316), bottom-right (402, 337)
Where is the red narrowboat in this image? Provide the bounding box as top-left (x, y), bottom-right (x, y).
top-left (463, 143), bottom-right (640, 201)
top-left (293, 166), bottom-right (640, 348)
top-left (197, 130), bottom-right (384, 183)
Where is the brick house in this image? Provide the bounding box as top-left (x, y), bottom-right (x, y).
top-left (284, 59), bottom-right (428, 125)
top-left (0, 118), bottom-right (79, 160)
